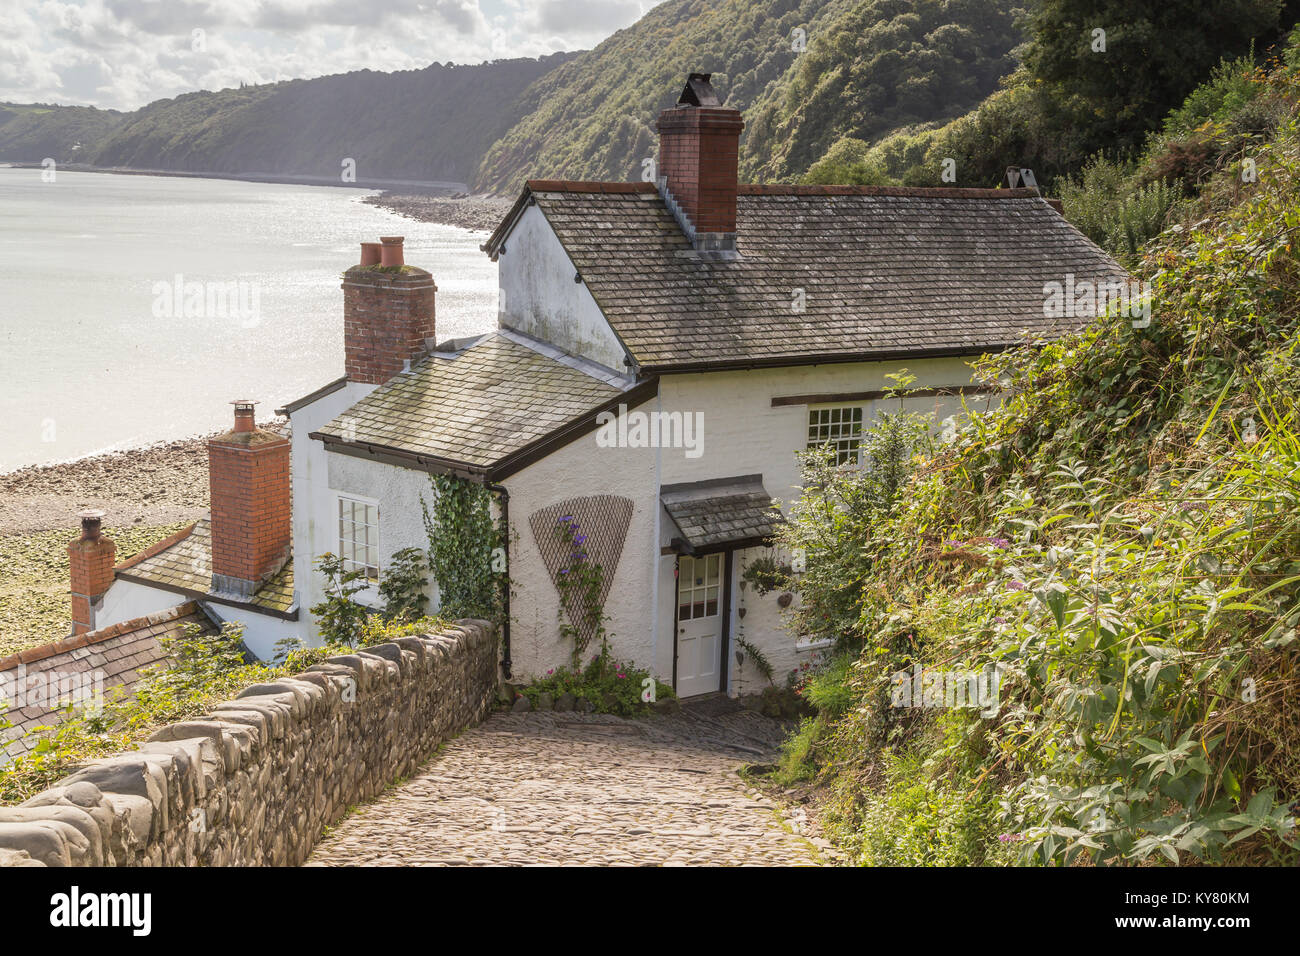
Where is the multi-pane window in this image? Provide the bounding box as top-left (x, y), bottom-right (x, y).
top-left (678, 553), bottom-right (722, 621)
top-left (807, 405), bottom-right (863, 466)
top-left (338, 496), bottom-right (380, 582)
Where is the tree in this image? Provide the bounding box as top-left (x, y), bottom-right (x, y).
top-left (1024, 0), bottom-right (1284, 155)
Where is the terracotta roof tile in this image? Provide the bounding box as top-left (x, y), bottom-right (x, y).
top-left (1, 602), bottom-right (215, 760)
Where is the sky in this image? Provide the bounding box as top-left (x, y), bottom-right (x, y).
top-left (1, 0), bottom-right (661, 111)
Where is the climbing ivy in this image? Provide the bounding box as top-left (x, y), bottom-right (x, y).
top-left (423, 475), bottom-right (503, 620)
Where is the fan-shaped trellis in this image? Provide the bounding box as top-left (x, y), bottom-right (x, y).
top-left (529, 495), bottom-right (635, 653)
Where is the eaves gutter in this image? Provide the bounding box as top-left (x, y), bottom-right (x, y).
top-left (486, 377), bottom-right (660, 482)
top-left (305, 376), bottom-right (660, 485)
top-left (307, 433), bottom-right (491, 480)
top-left (637, 343), bottom-right (1019, 377)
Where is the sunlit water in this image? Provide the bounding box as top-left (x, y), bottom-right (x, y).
top-left (0, 167), bottom-right (498, 471)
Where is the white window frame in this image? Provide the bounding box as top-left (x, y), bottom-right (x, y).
top-left (335, 493), bottom-right (381, 595)
top-left (807, 404), bottom-right (864, 466)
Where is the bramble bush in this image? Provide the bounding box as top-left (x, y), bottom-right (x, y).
top-left (777, 108), bottom-right (1300, 865)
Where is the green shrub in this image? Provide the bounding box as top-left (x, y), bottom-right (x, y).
top-left (309, 552), bottom-right (370, 646)
top-left (830, 714), bottom-right (1012, 866)
top-left (377, 547), bottom-right (430, 621)
top-left (1, 621), bottom-right (297, 805)
top-left (801, 654), bottom-right (856, 720)
top-left (776, 111), bottom-right (1300, 866)
top-left (519, 647), bottom-right (673, 717)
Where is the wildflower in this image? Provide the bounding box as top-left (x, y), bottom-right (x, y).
top-left (1007, 580), bottom-right (1026, 591)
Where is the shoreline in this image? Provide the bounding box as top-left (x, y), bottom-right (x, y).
top-left (2, 162), bottom-right (513, 231)
top-left (1, 160), bottom-right (470, 194)
top-left (0, 421), bottom-right (286, 536)
top-left (361, 192), bottom-right (515, 233)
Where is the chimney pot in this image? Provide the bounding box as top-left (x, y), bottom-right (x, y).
top-left (231, 399), bottom-right (257, 433)
top-left (77, 508), bottom-right (106, 541)
top-left (360, 241), bottom-right (382, 266)
top-left (379, 236), bottom-right (405, 268)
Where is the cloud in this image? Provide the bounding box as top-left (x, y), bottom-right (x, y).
top-left (530, 0), bottom-right (643, 34)
top-left (0, 0), bottom-right (651, 110)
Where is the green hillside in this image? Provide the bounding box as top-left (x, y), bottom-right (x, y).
top-left (0, 102), bottom-right (125, 164)
top-left (473, 0), bottom-right (1026, 193)
top-left (88, 56), bottom-right (573, 184)
top-left (0, 56), bottom-right (573, 186)
top-left (802, 0), bottom-right (1295, 196)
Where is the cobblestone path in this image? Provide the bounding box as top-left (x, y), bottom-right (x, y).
top-left (305, 703), bottom-right (822, 867)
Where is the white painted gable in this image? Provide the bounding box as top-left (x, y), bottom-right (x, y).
top-left (496, 202), bottom-right (628, 373)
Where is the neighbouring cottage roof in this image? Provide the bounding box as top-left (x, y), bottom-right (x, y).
top-left (311, 329), bottom-right (649, 479)
top-left (0, 602), bottom-right (215, 759)
top-left (114, 520), bottom-right (296, 617)
top-left (484, 182), bottom-right (1129, 373)
top-left (662, 475), bottom-right (780, 553)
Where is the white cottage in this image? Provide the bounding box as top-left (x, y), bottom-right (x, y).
top-left (83, 73), bottom-right (1126, 697)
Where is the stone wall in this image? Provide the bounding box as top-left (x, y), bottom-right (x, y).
top-left (0, 620), bottom-right (497, 867)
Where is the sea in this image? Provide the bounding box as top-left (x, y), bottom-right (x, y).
top-left (0, 166), bottom-right (498, 471)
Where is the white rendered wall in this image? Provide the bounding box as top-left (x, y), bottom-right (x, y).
top-left (502, 430), bottom-right (659, 682)
top-left (654, 357), bottom-right (996, 694)
top-left (95, 578), bottom-right (189, 632)
top-left (496, 204), bottom-right (628, 372)
top-left (307, 447), bottom-right (443, 626)
top-left (201, 603), bottom-right (303, 663)
top-left (94, 577), bottom-right (301, 664)
top-left (287, 381), bottom-right (376, 643)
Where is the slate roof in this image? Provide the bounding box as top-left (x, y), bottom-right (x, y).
top-left (662, 475), bottom-right (781, 552)
top-left (312, 330), bottom-right (633, 474)
top-left (487, 182), bottom-right (1129, 372)
top-left (114, 520), bottom-right (296, 617)
top-left (0, 602), bottom-right (214, 760)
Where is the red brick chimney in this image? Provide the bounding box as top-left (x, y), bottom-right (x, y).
top-left (342, 236), bottom-right (436, 384)
top-left (68, 509), bottom-right (115, 635)
top-left (208, 400), bottom-right (291, 598)
top-left (656, 73), bottom-right (745, 253)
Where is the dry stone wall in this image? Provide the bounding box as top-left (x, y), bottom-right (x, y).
top-left (0, 620), bottom-right (497, 867)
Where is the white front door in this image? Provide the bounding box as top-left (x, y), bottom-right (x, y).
top-left (675, 553), bottom-right (724, 697)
